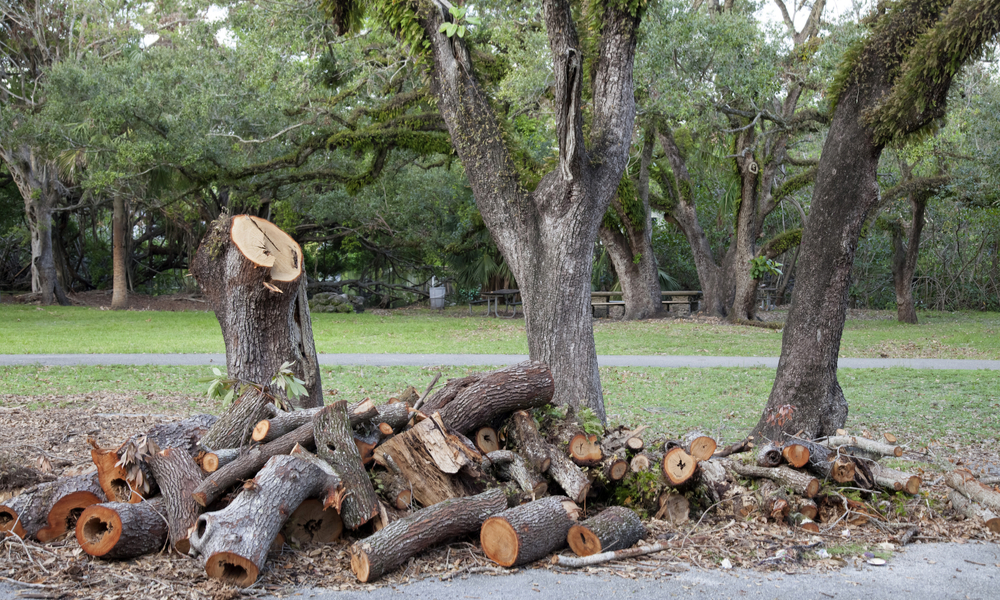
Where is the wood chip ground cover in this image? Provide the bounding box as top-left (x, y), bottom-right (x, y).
top-left (1, 394), bottom-right (996, 599)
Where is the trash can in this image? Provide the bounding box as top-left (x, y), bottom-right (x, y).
top-left (429, 285), bottom-right (446, 309)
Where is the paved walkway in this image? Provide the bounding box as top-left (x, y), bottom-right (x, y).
top-left (2, 353), bottom-right (1000, 369)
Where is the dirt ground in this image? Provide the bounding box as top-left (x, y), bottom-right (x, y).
top-left (3, 290), bottom-right (212, 312)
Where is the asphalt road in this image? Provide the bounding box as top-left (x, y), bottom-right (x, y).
top-left (3, 353), bottom-right (1000, 369)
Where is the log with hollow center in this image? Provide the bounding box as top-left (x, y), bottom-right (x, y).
top-left (76, 497), bottom-right (168, 559)
top-left (1, 471), bottom-right (104, 541)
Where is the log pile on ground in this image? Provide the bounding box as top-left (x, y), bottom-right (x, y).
top-left (1, 364), bottom-right (970, 590)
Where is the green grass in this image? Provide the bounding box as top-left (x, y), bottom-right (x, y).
top-left (3, 304), bottom-right (1000, 358)
top-left (4, 364), bottom-right (997, 451)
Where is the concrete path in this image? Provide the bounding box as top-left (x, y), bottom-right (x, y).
top-left (2, 353), bottom-right (1000, 369)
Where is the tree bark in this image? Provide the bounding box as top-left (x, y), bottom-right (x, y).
top-left (111, 194), bottom-right (128, 310)
top-left (252, 399), bottom-right (381, 443)
top-left (351, 488), bottom-right (508, 583)
top-left (890, 193), bottom-right (927, 324)
top-left (190, 214), bottom-right (322, 408)
top-left (434, 361), bottom-right (554, 435)
top-left (567, 506), bottom-right (645, 557)
top-left (314, 401), bottom-right (379, 530)
top-left (945, 468), bottom-right (1000, 513)
top-left (417, 0), bottom-right (641, 422)
top-left (0, 471), bottom-right (103, 541)
top-left (507, 411), bottom-right (588, 503)
top-left (147, 447), bottom-right (204, 554)
top-left (722, 459), bottom-right (820, 499)
top-left (77, 497), bottom-right (168, 559)
top-left (949, 490), bottom-right (1000, 534)
top-left (480, 496), bottom-right (580, 567)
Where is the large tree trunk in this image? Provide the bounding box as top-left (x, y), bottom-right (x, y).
top-left (190, 214), bottom-right (322, 408)
top-left (750, 0), bottom-right (979, 441)
top-left (0, 146), bottom-right (70, 306)
top-left (418, 0), bottom-right (640, 423)
top-left (891, 195), bottom-right (927, 324)
top-left (111, 194), bottom-right (128, 310)
top-left (727, 127), bottom-right (762, 322)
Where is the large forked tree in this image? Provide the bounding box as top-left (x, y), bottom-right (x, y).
top-left (753, 0), bottom-right (1000, 440)
top-left (343, 0), bottom-right (644, 421)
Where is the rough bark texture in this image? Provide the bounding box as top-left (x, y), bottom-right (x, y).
top-left (722, 459), bottom-right (820, 499)
top-left (949, 489), bottom-right (1000, 534)
top-left (314, 402), bottom-right (379, 530)
top-left (435, 361), bottom-right (554, 435)
top-left (822, 435), bottom-right (902, 459)
top-left (873, 465), bottom-right (922, 495)
top-left (188, 454), bottom-right (341, 587)
top-left (351, 488), bottom-right (508, 583)
top-left (420, 374), bottom-right (483, 414)
top-left (890, 192), bottom-right (927, 324)
top-left (200, 388), bottom-right (277, 452)
top-left (507, 411), bottom-right (553, 474)
top-left (417, 0), bottom-right (641, 423)
top-left (0, 471), bottom-right (103, 541)
top-left (480, 496), bottom-right (580, 567)
top-left (373, 456), bottom-right (413, 511)
top-left (945, 469), bottom-right (1000, 513)
top-left (567, 506), bottom-right (646, 557)
top-left (111, 194), bottom-right (128, 310)
top-left (482, 450), bottom-right (547, 499)
top-left (252, 399), bottom-right (378, 443)
top-left (76, 497), bottom-right (168, 559)
top-left (507, 411), bottom-right (588, 503)
top-left (147, 447), bottom-right (205, 553)
top-left (190, 214), bottom-right (322, 408)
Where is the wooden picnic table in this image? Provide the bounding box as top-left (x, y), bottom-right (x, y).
top-left (482, 289), bottom-right (521, 318)
top-left (590, 291), bottom-right (702, 316)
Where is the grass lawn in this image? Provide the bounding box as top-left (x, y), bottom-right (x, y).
top-left (2, 304), bottom-right (999, 358)
top-left (3, 363), bottom-right (997, 451)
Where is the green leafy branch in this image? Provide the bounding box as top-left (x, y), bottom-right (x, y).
top-left (438, 6), bottom-right (481, 39)
top-left (749, 256), bottom-right (783, 280)
top-left (271, 360), bottom-right (309, 405)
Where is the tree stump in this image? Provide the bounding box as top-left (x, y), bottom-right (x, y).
top-left (147, 447), bottom-right (205, 553)
top-left (188, 454), bottom-right (342, 587)
top-left (76, 497), bottom-right (168, 559)
top-left (351, 488), bottom-right (508, 583)
top-left (315, 402), bottom-right (379, 529)
top-left (1, 471), bottom-right (104, 541)
top-left (190, 214), bottom-right (322, 408)
top-left (567, 506), bottom-right (645, 556)
top-left (480, 496), bottom-right (580, 567)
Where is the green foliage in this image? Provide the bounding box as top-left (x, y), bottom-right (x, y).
top-left (271, 360), bottom-right (309, 405)
top-left (577, 407), bottom-right (604, 437)
top-left (611, 470), bottom-right (660, 515)
top-left (200, 367), bottom-right (239, 405)
top-left (369, 0), bottom-right (431, 58)
top-left (438, 5), bottom-right (481, 39)
top-left (748, 256), bottom-right (782, 280)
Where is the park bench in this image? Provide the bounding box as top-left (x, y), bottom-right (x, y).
top-left (591, 291), bottom-right (702, 317)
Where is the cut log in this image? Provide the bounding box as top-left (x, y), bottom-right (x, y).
top-left (945, 468), bottom-right (1000, 513)
top-left (436, 361), bottom-right (554, 435)
top-left (199, 386), bottom-right (277, 451)
top-left (552, 540), bottom-right (671, 568)
top-left (684, 433), bottom-right (717, 462)
top-left (722, 459), bottom-right (820, 499)
top-left (482, 451), bottom-right (547, 500)
top-left (794, 439), bottom-right (856, 484)
top-left (480, 496), bottom-right (580, 567)
top-left (567, 506), bottom-right (645, 557)
top-left (756, 442), bottom-right (782, 468)
top-left (822, 435), bottom-right (903, 459)
top-left (797, 499), bottom-right (819, 521)
top-left (251, 399), bottom-right (379, 443)
top-left (419, 374), bottom-right (483, 414)
top-left (1, 471), bottom-right (104, 541)
top-left (629, 453), bottom-right (652, 473)
top-left (507, 411), bottom-right (552, 474)
top-left (191, 214), bottom-right (322, 408)
top-left (781, 443), bottom-right (810, 468)
top-left (698, 459), bottom-right (730, 504)
top-left (511, 412), bottom-right (589, 503)
top-left (282, 499), bottom-right (343, 545)
top-left (873, 466), bottom-right (922, 495)
top-left (372, 500), bottom-right (409, 532)
top-left (188, 454), bottom-right (342, 587)
top-left (193, 422), bottom-right (315, 508)
top-left (601, 452), bottom-right (630, 484)
top-left (475, 427), bottom-right (500, 454)
top-left (351, 488), bottom-right (507, 583)
top-left (314, 402), bottom-right (379, 530)
top-left (715, 437), bottom-right (754, 458)
top-left (147, 447), bottom-right (204, 554)
top-left (790, 512), bottom-right (820, 533)
top-left (568, 432), bottom-right (603, 467)
top-left (661, 447), bottom-right (698, 486)
top-left (759, 481), bottom-right (791, 522)
top-left (373, 455), bottom-right (412, 511)
top-left (76, 497), bottom-right (168, 559)
top-left (949, 489), bottom-right (1000, 534)
top-left (199, 448), bottom-right (240, 474)
top-left (654, 493), bottom-right (689, 524)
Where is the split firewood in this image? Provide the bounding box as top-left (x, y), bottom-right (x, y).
top-left (552, 540), bottom-right (671, 568)
top-left (90, 414), bottom-right (218, 502)
top-left (567, 506), bottom-right (645, 557)
top-left (436, 361), bottom-right (554, 435)
top-left (475, 427), bottom-right (500, 454)
top-left (76, 497), bottom-right (168, 559)
top-left (756, 442), bottom-right (782, 468)
top-left (821, 435), bottom-right (903, 459)
top-left (251, 399), bottom-right (377, 443)
top-left (482, 450), bottom-right (547, 500)
top-left (684, 432), bottom-right (717, 462)
top-left (351, 488), bottom-right (508, 583)
top-left (193, 422), bottom-right (315, 507)
top-left (567, 431), bottom-right (603, 466)
top-left (373, 455), bottom-right (412, 511)
top-left (507, 411), bottom-right (589, 503)
top-left (418, 374), bottom-right (483, 414)
top-left (190, 214), bottom-right (322, 408)
top-left (1, 471), bottom-right (104, 542)
top-left (722, 459), bottom-right (820, 499)
top-left (282, 499), bottom-right (343, 545)
top-left (948, 490), bottom-right (1000, 534)
top-left (661, 447), bottom-right (698, 487)
top-left (654, 493), bottom-right (689, 524)
top-left (780, 443), bottom-right (810, 468)
top-left (945, 468), bottom-right (1000, 513)
top-left (147, 447), bottom-right (205, 553)
top-left (481, 495), bottom-right (580, 567)
top-left (198, 448), bottom-right (240, 474)
top-left (315, 402), bottom-right (379, 530)
top-left (200, 387), bottom-right (278, 452)
top-left (188, 454), bottom-right (342, 587)
top-left (873, 465), bottom-right (922, 495)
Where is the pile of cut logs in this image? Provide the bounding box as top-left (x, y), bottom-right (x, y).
top-left (3, 361), bottom-right (998, 588)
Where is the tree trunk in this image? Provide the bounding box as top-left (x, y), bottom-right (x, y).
top-left (891, 195), bottom-right (927, 324)
top-left (480, 496), bottom-right (580, 567)
top-left (417, 1), bottom-right (640, 423)
top-left (147, 447), bottom-right (204, 554)
top-left (567, 506), bottom-right (645, 557)
top-left (190, 214), bottom-right (322, 408)
top-left (350, 488), bottom-right (508, 583)
top-left (77, 497), bottom-right (168, 559)
top-left (0, 471), bottom-right (104, 541)
top-left (111, 194), bottom-right (128, 310)
top-left (727, 129), bottom-right (762, 322)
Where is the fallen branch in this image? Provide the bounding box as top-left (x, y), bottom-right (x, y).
top-left (551, 540), bottom-right (672, 568)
